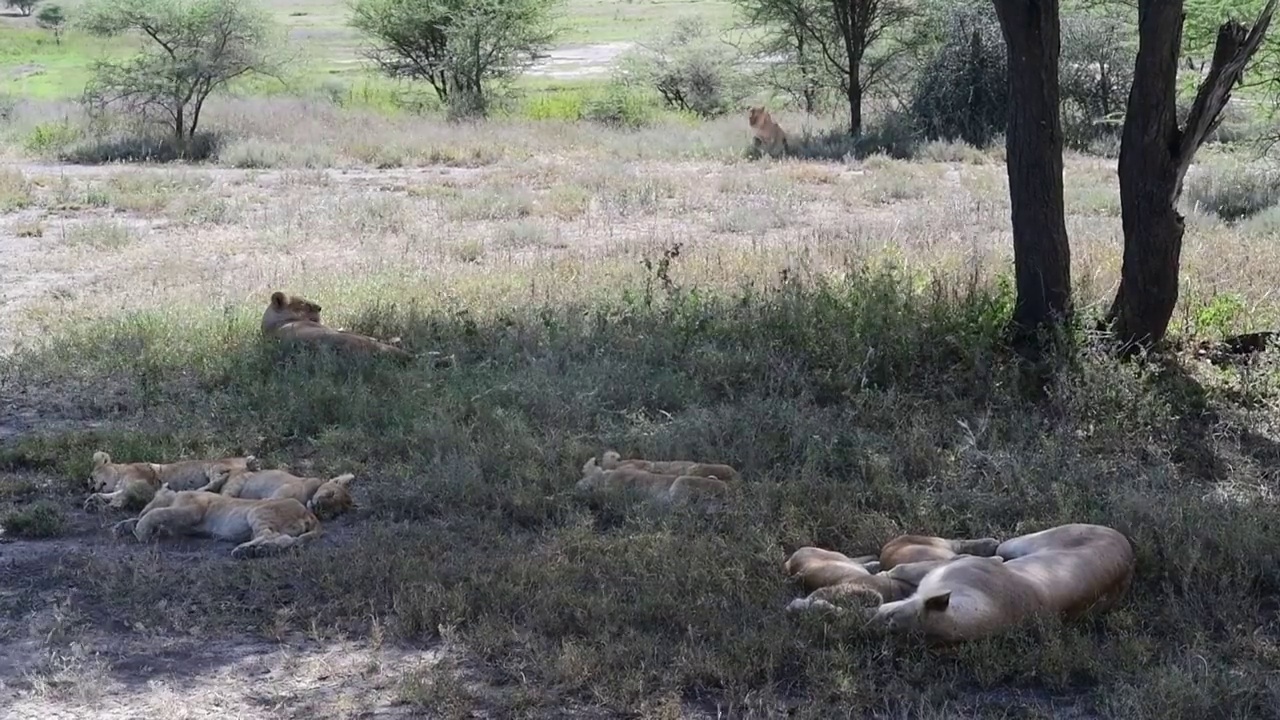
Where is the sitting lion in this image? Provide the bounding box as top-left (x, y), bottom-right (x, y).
top-left (748, 106), bottom-right (790, 157)
top-left (783, 546), bottom-right (915, 613)
top-left (578, 457), bottom-right (728, 510)
top-left (262, 291), bottom-right (411, 361)
top-left (867, 523), bottom-right (1136, 643)
top-left (85, 451), bottom-right (260, 511)
top-left (599, 450), bottom-right (739, 482)
top-left (113, 487), bottom-right (322, 560)
top-left (200, 466), bottom-right (357, 521)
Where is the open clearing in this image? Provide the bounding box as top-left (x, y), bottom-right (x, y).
top-left (0, 0), bottom-right (731, 97)
top-left (1, 104), bottom-right (1280, 716)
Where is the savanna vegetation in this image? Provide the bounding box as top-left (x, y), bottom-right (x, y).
top-left (2, 0), bottom-right (1280, 717)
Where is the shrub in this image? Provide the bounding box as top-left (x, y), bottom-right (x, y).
top-left (583, 84), bottom-right (655, 129)
top-left (907, 3), bottom-right (1007, 148)
top-left (1, 502), bottom-right (65, 539)
top-left (1059, 11), bottom-right (1134, 150)
top-left (1185, 160), bottom-right (1280, 222)
top-left (618, 19), bottom-right (747, 119)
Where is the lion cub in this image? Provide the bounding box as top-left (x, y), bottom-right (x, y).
top-left (113, 487), bottom-right (322, 560)
top-left (748, 106), bottom-right (790, 157)
top-left (878, 533), bottom-right (1000, 570)
top-left (868, 524), bottom-right (1136, 643)
top-left (599, 450), bottom-right (739, 482)
top-left (783, 547), bottom-right (914, 613)
top-left (262, 291), bottom-right (411, 361)
top-left (85, 451), bottom-right (260, 511)
top-left (200, 467), bottom-right (357, 521)
top-left (578, 457), bottom-right (728, 510)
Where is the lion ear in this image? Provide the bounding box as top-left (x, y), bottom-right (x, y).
top-left (922, 591), bottom-right (951, 613)
top-left (92, 451), bottom-right (111, 467)
top-left (270, 291), bottom-right (286, 308)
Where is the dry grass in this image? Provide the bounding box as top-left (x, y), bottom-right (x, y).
top-left (1, 106), bottom-right (1279, 718)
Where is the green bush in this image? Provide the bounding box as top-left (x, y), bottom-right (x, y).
top-left (907, 3), bottom-right (1007, 148)
top-left (619, 19), bottom-right (747, 119)
top-left (583, 84), bottom-right (655, 129)
top-left (1059, 12), bottom-right (1134, 150)
top-left (1, 502), bottom-right (65, 539)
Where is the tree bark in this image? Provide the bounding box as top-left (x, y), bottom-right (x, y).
top-left (992, 0), bottom-right (1072, 349)
top-left (846, 74), bottom-right (863, 136)
top-left (1106, 0), bottom-right (1276, 352)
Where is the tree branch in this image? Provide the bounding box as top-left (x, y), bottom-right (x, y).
top-left (1178, 0), bottom-right (1277, 174)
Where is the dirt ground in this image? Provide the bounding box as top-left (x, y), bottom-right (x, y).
top-left (0, 472), bottom-right (453, 719)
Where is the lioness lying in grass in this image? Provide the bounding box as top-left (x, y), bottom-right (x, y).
top-left (84, 451), bottom-right (261, 511)
top-left (599, 450), bottom-right (739, 482)
top-left (261, 290), bottom-right (412, 361)
top-left (866, 524), bottom-right (1136, 643)
top-left (113, 487), bottom-right (322, 560)
top-left (199, 466), bottom-right (358, 521)
top-left (578, 457), bottom-right (729, 510)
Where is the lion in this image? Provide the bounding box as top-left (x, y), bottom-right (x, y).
top-left (85, 451), bottom-right (260, 511)
top-left (878, 533), bottom-right (1001, 570)
top-left (866, 524), bottom-right (1136, 643)
top-left (783, 546), bottom-right (916, 614)
top-left (112, 487), bottom-right (322, 560)
top-left (599, 450), bottom-right (739, 482)
top-left (748, 106), bottom-right (789, 157)
top-left (261, 291), bottom-right (411, 361)
top-left (200, 466), bottom-right (358, 521)
top-left (578, 457), bottom-right (728, 510)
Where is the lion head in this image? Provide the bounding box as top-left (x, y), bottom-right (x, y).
top-left (307, 473), bottom-right (357, 520)
top-left (577, 457), bottom-right (605, 492)
top-left (88, 451), bottom-right (157, 493)
top-left (262, 291), bottom-right (323, 333)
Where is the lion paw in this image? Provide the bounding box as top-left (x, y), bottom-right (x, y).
top-left (786, 597), bottom-right (840, 615)
top-left (111, 518), bottom-right (139, 539)
top-left (230, 543), bottom-right (260, 560)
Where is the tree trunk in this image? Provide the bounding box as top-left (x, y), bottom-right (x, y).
top-left (992, 0), bottom-right (1072, 348)
top-left (1106, 1), bottom-right (1184, 350)
top-left (1106, 0), bottom-right (1276, 351)
top-left (846, 75), bottom-right (862, 136)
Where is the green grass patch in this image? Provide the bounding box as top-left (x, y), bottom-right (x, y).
top-left (4, 260), bottom-right (1279, 715)
top-left (1, 501), bottom-right (66, 538)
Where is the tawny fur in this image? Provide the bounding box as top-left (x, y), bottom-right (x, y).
top-left (262, 291), bottom-right (411, 361)
top-left (783, 546), bottom-right (913, 614)
top-left (578, 457), bottom-right (728, 510)
top-left (85, 451), bottom-right (260, 512)
top-left (201, 467), bottom-right (357, 521)
top-left (878, 534), bottom-right (1001, 570)
top-left (748, 106), bottom-right (789, 156)
top-left (113, 487), bottom-right (322, 560)
top-left (599, 450), bottom-right (739, 482)
top-left (867, 524), bottom-right (1136, 643)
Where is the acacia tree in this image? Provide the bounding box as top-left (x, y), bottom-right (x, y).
top-left (991, 0), bottom-right (1072, 347)
top-left (78, 0), bottom-right (282, 147)
top-left (731, 0), bottom-right (824, 113)
top-left (36, 4), bottom-right (65, 44)
top-left (729, 0), bottom-right (915, 135)
top-left (1106, 0), bottom-right (1276, 349)
top-left (351, 0), bottom-right (559, 117)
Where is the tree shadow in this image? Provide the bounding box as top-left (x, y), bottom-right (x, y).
top-left (1147, 353), bottom-right (1280, 484)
